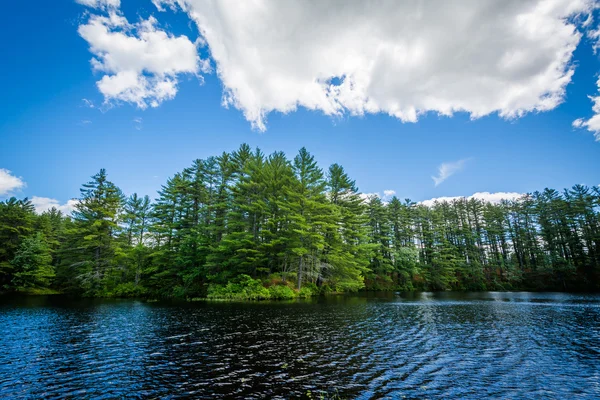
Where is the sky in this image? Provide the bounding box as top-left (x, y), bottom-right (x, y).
top-left (1, 0), bottom-right (600, 213)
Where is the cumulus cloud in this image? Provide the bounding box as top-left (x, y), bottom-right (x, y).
top-left (572, 77), bottom-right (600, 141)
top-left (470, 192), bottom-right (524, 203)
top-left (77, 6), bottom-right (207, 109)
top-left (153, 0), bottom-right (592, 131)
top-left (359, 192), bottom-right (381, 202)
top-left (420, 191), bottom-right (523, 207)
top-left (383, 190), bottom-right (396, 198)
top-left (359, 189), bottom-right (397, 203)
top-left (30, 197), bottom-right (79, 215)
top-left (0, 169), bottom-right (26, 196)
top-left (432, 159), bottom-right (469, 186)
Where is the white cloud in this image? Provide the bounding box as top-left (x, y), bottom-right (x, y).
top-left (359, 189), bottom-right (396, 203)
top-left (0, 169), bottom-right (26, 196)
top-left (432, 159), bottom-right (469, 186)
top-left (153, 0), bottom-right (592, 131)
top-left (359, 192), bottom-right (380, 202)
top-left (572, 77), bottom-right (600, 141)
top-left (383, 190), bottom-right (396, 198)
top-left (76, 0), bottom-right (120, 9)
top-left (78, 8), bottom-right (207, 109)
top-left (470, 191), bottom-right (524, 203)
top-left (420, 191), bottom-right (523, 207)
top-left (30, 197), bottom-right (79, 215)
top-left (420, 196), bottom-right (464, 207)
top-left (151, 0), bottom-right (178, 12)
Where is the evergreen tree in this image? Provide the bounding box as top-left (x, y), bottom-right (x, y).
top-left (290, 147), bottom-right (331, 289)
top-left (11, 232), bottom-right (54, 289)
top-left (1, 145), bottom-right (598, 297)
top-left (58, 169), bottom-right (125, 295)
top-left (324, 164), bottom-right (370, 291)
top-left (0, 197), bottom-right (35, 289)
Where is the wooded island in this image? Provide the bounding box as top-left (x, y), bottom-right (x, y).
top-left (1, 144), bottom-right (599, 299)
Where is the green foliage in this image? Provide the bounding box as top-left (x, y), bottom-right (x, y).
top-left (109, 282), bottom-right (147, 298)
top-left (298, 284), bottom-right (317, 298)
top-left (56, 169), bottom-right (126, 296)
top-left (0, 197), bottom-right (36, 289)
top-left (11, 232), bottom-right (54, 289)
top-left (1, 145), bottom-right (600, 297)
top-left (268, 284), bottom-right (297, 299)
top-left (16, 287), bottom-right (61, 295)
top-left (207, 275), bottom-right (271, 300)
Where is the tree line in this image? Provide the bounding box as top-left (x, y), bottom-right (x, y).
top-left (1, 144), bottom-right (599, 298)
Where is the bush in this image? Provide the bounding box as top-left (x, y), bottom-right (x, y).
top-left (298, 287), bottom-right (314, 298)
top-left (16, 287), bottom-right (61, 296)
top-left (269, 284), bottom-right (297, 299)
top-left (298, 282), bottom-right (318, 298)
top-left (207, 275), bottom-right (271, 300)
top-left (206, 276), bottom-right (323, 301)
top-left (110, 282), bottom-right (147, 298)
top-left (319, 283), bottom-right (333, 294)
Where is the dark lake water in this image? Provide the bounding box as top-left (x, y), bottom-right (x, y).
top-left (1, 292), bottom-right (599, 399)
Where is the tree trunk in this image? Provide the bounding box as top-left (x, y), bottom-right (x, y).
top-left (297, 255), bottom-right (303, 290)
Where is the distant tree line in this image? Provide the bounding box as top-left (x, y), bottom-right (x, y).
top-left (0, 144), bottom-right (599, 298)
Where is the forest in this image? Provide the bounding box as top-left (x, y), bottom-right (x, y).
top-left (1, 144), bottom-right (599, 299)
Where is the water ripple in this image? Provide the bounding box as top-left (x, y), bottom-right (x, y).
top-left (1, 293), bottom-right (600, 399)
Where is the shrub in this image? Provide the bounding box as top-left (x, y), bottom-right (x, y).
top-left (298, 282), bottom-right (318, 298)
top-left (269, 284), bottom-right (297, 299)
top-left (319, 283), bottom-right (333, 294)
top-left (298, 287), bottom-right (314, 298)
top-left (207, 275), bottom-right (271, 300)
top-left (172, 285), bottom-right (187, 298)
top-left (110, 282), bottom-right (147, 298)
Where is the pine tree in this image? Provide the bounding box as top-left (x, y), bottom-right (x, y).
top-left (0, 197), bottom-right (35, 289)
top-left (324, 164), bottom-right (370, 291)
top-left (59, 169), bottom-right (125, 295)
top-left (365, 195), bottom-right (394, 289)
top-left (3, 144), bottom-right (598, 297)
top-left (289, 147), bottom-right (331, 289)
top-left (11, 232), bottom-right (54, 289)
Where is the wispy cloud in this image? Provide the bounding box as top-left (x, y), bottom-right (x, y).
top-left (572, 28), bottom-right (600, 142)
top-left (572, 88), bottom-right (600, 141)
top-left (133, 117), bottom-right (143, 130)
top-left (75, 0), bottom-right (120, 9)
top-left (82, 98), bottom-right (95, 108)
top-left (0, 169), bottom-right (26, 196)
top-left (432, 158), bottom-right (469, 187)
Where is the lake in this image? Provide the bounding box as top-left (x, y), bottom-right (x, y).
top-left (1, 292), bottom-right (599, 399)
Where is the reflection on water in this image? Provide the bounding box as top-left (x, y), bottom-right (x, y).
top-left (1, 292), bottom-right (599, 399)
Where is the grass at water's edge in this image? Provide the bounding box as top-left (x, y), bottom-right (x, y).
top-left (13, 287), bottom-right (63, 296)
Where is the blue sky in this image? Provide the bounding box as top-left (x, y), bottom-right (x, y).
top-left (1, 0), bottom-right (600, 212)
